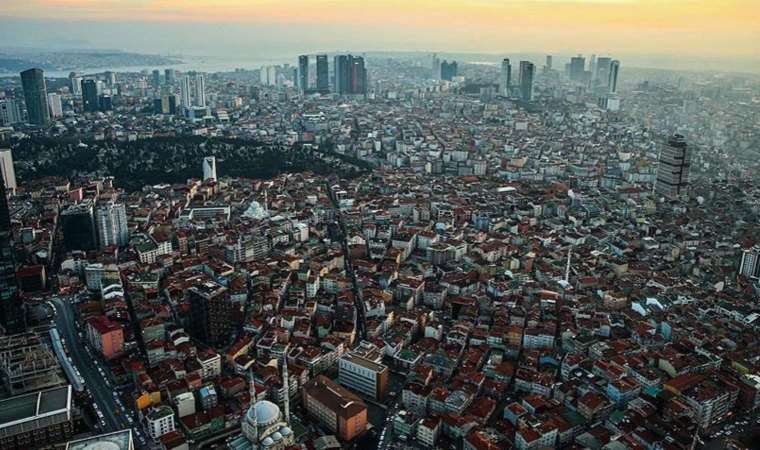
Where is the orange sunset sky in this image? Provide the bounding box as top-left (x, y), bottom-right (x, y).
top-left (2, 0), bottom-right (759, 60)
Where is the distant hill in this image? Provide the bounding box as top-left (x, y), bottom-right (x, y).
top-left (0, 49), bottom-right (182, 74)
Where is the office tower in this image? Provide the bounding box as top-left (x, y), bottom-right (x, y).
top-left (203, 156), bottom-right (217, 182)
top-left (655, 134), bottom-right (690, 199)
top-left (739, 245), bottom-right (760, 279)
top-left (431, 53), bottom-right (441, 80)
top-left (518, 61), bottom-right (535, 101)
top-left (69, 72), bottom-right (83, 96)
top-left (569, 56), bottom-right (586, 83)
top-left (180, 75), bottom-right (192, 109)
top-left (334, 55), bottom-right (349, 94)
top-left (193, 74), bottom-right (206, 107)
top-left (316, 54), bottom-right (329, 92)
top-left (167, 95), bottom-right (178, 115)
top-left (47, 93), bottom-right (63, 118)
top-left (165, 69), bottom-right (175, 84)
top-left (95, 203), bottom-right (129, 249)
top-left (61, 201), bottom-right (97, 251)
top-left (589, 54), bottom-right (597, 78)
top-left (440, 61), bottom-right (457, 81)
top-left (333, 55), bottom-right (367, 96)
top-left (104, 71), bottom-right (116, 86)
top-left (0, 149), bottom-right (17, 192)
top-left (545, 55), bottom-right (553, 71)
top-left (499, 59), bottom-right (512, 97)
top-left (350, 56), bottom-right (368, 95)
top-left (153, 98), bottom-right (164, 115)
top-left (82, 79), bottom-right (99, 113)
top-left (20, 68), bottom-right (50, 126)
top-left (595, 57), bottom-right (612, 86)
top-left (298, 55), bottom-right (309, 93)
top-left (608, 60), bottom-right (620, 94)
top-left (98, 95), bottom-right (112, 112)
top-left (0, 100), bottom-right (22, 126)
top-left (0, 180), bottom-right (22, 333)
top-left (187, 282), bottom-right (240, 345)
top-left (152, 69), bottom-right (161, 88)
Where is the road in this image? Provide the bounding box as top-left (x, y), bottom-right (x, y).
top-left (51, 296), bottom-right (135, 437)
top-left (326, 182), bottom-right (367, 342)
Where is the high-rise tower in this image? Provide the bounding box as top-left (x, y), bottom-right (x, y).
top-left (655, 134), bottom-right (690, 199)
top-left (193, 74), bottom-right (206, 107)
top-left (180, 75), bottom-right (192, 110)
top-left (316, 55), bottom-right (329, 92)
top-left (499, 59), bottom-right (512, 97)
top-left (608, 60), bottom-right (620, 94)
top-left (298, 55), bottom-right (309, 94)
top-left (518, 61), bottom-right (535, 101)
top-left (20, 68), bottom-right (50, 126)
top-left (0, 181), bottom-right (22, 333)
top-left (203, 156), bottom-right (217, 182)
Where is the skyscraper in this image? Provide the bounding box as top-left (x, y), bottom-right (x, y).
top-left (316, 55), bottom-right (329, 92)
top-left (95, 203), bottom-right (129, 249)
top-left (152, 69), bottom-right (161, 88)
top-left (440, 60), bottom-right (457, 81)
top-left (164, 69), bottom-right (175, 85)
top-left (431, 54), bottom-right (441, 81)
top-left (655, 134), bottom-right (690, 199)
top-left (0, 149), bottom-right (17, 192)
top-left (193, 74), bottom-right (206, 107)
top-left (203, 156), bottom-right (217, 182)
top-left (518, 61), bottom-right (535, 101)
top-left (298, 55), bottom-right (309, 94)
top-left (20, 68), bottom-right (50, 126)
top-left (334, 55), bottom-right (349, 94)
top-left (69, 72), bottom-right (83, 96)
top-left (595, 57), bottom-right (612, 87)
top-left (334, 55), bottom-right (367, 96)
top-left (82, 79), bottom-right (99, 113)
top-left (350, 56), bottom-right (368, 95)
top-left (0, 180), bottom-right (23, 333)
top-left (104, 71), bottom-right (117, 86)
top-left (569, 56), bottom-right (586, 83)
top-left (608, 60), bottom-right (620, 94)
top-left (545, 55), bottom-right (553, 72)
top-left (180, 75), bottom-right (192, 110)
top-left (47, 93), bottom-right (63, 118)
top-left (499, 59), bottom-right (512, 97)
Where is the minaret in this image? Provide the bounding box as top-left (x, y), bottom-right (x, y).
top-left (282, 361), bottom-right (290, 425)
top-left (248, 369), bottom-right (258, 446)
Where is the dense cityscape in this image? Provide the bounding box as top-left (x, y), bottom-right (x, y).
top-left (0, 42), bottom-right (759, 450)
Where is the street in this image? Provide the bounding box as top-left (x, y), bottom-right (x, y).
top-left (51, 296), bottom-right (149, 448)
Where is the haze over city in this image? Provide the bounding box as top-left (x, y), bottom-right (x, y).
top-left (2, 0), bottom-right (760, 71)
top-left (0, 2), bottom-right (758, 450)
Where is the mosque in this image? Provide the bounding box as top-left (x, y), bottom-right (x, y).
top-left (228, 363), bottom-right (295, 450)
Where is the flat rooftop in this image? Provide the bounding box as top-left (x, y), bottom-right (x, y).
top-left (66, 429), bottom-right (133, 450)
top-left (0, 385), bottom-right (71, 432)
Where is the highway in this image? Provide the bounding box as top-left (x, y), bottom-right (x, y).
top-left (51, 296), bottom-right (138, 439)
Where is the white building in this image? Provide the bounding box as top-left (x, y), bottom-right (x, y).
top-left (95, 203), bottom-right (129, 248)
top-left (180, 75), bottom-right (192, 110)
top-left (739, 245), bottom-right (760, 280)
top-left (197, 350), bottom-right (222, 379)
top-left (0, 99), bottom-right (22, 125)
top-left (0, 148), bottom-right (16, 191)
top-left (203, 156), bottom-right (217, 182)
top-left (175, 392), bottom-right (196, 418)
top-left (337, 353), bottom-right (388, 400)
top-left (146, 406), bottom-right (175, 440)
top-left (47, 93), bottom-right (63, 117)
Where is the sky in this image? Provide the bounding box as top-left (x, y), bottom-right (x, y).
top-left (1, 0), bottom-right (759, 69)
